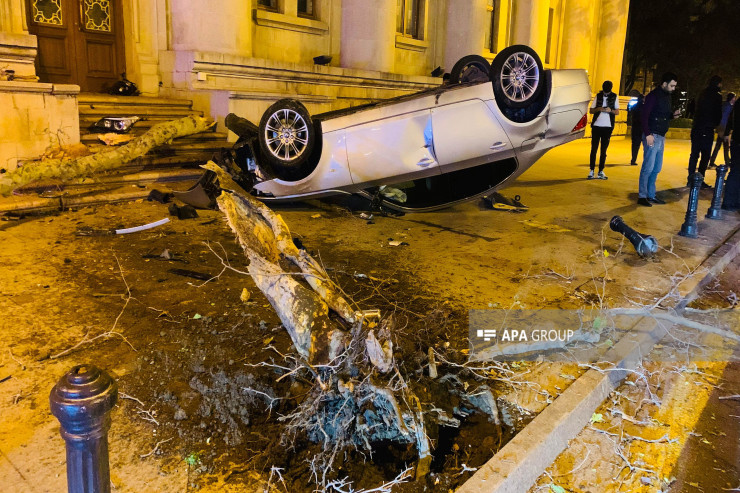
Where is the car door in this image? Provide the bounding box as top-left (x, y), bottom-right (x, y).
top-left (431, 97), bottom-right (515, 168)
top-left (344, 109), bottom-right (440, 186)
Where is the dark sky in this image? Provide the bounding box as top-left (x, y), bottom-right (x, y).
top-left (623, 0), bottom-right (740, 95)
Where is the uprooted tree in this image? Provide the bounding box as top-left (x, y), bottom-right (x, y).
top-left (202, 162), bottom-right (434, 484)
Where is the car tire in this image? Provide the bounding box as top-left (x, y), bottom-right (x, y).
top-left (491, 45), bottom-right (544, 109)
top-left (449, 55), bottom-right (492, 84)
top-left (258, 99), bottom-right (318, 181)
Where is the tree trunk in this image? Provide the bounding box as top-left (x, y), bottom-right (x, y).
top-left (0, 115), bottom-right (214, 196)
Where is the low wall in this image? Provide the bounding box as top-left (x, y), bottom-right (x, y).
top-left (0, 81), bottom-right (80, 172)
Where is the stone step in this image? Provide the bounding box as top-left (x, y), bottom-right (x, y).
top-left (1, 168), bottom-right (202, 214)
top-left (79, 107), bottom-right (203, 118)
top-left (85, 142), bottom-right (226, 157)
top-left (126, 152), bottom-right (216, 168)
top-left (78, 115), bottom-right (209, 129)
top-left (76, 94), bottom-right (227, 172)
top-left (77, 93), bottom-right (195, 109)
top-left (80, 131), bottom-right (229, 145)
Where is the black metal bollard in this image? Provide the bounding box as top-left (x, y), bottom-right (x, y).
top-left (706, 164), bottom-right (728, 220)
top-left (50, 365), bottom-right (118, 493)
top-left (609, 216), bottom-right (659, 258)
top-left (679, 172), bottom-right (704, 238)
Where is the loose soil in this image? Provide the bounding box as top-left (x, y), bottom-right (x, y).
top-left (0, 199), bottom-right (535, 492)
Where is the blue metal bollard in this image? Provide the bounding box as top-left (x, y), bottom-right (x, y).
top-left (706, 164), bottom-right (728, 220)
top-left (679, 172), bottom-right (703, 238)
top-left (50, 365), bottom-right (118, 493)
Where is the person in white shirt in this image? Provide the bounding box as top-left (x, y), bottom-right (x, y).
top-left (588, 80), bottom-right (620, 180)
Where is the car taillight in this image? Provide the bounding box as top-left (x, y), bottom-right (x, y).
top-left (571, 114), bottom-right (588, 132)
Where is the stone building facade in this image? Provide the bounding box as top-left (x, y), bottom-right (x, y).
top-left (0, 0), bottom-right (631, 170)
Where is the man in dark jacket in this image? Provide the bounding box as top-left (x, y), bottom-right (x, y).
top-left (722, 104), bottom-right (740, 211)
top-left (638, 72), bottom-right (681, 207)
top-left (687, 75), bottom-right (723, 188)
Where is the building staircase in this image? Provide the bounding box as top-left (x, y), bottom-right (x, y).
top-left (0, 95), bottom-right (229, 214)
top-left (78, 93), bottom-right (229, 171)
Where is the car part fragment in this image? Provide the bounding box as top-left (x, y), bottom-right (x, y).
top-left (90, 116), bottom-right (140, 134)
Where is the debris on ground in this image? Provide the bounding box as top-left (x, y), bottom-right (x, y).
top-left (97, 133), bottom-right (136, 146)
top-left (428, 347), bottom-right (438, 379)
top-left (379, 186), bottom-right (407, 202)
top-left (521, 219), bottom-right (572, 233)
top-left (147, 189), bottom-right (173, 204)
top-left (482, 192), bottom-right (529, 212)
top-left (168, 203), bottom-right (199, 219)
top-left (75, 217), bottom-right (171, 236)
top-left (168, 269), bottom-right (214, 281)
top-left (38, 143), bottom-right (91, 161)
top-left (172, 172), bottom-right (220, 210)
top-left (116, 218), bottom-right (170, 234)
top-left (365, 329), bottom-right (393, 373)
top-left (142, 249), bottom-right (178, 261)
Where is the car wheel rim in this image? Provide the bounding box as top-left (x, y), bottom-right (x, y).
top-left (500, 52), bottom-right (539, 102)
top-left (264, 109), bottom-right (309, 161)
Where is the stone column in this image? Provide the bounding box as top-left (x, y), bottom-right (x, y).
top-left (169, 0), bottom-right (251, 56)
top-left (559, 0), bottom-right (596, 72)
top-left (1, 0), bottom-right (28, 33)
top-left (511, 0), bottom-right (550, 58)
top-left (0, 0), bottom-right (38, 76)
top-left (340, 0), bottom-right (396, 73)
top-left (443, 0), bottom-right (489, 71)
top-left (122, 0), bottom-right (161, 95)
top-left (593, 0), bottom-right (630, 94)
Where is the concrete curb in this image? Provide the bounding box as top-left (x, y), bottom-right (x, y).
top-left (676, 224), bottom-right (740, 310)
top-left (458, 226), bottom-right (740, 493)
top-left (0, 170), bottom-right (201, 214)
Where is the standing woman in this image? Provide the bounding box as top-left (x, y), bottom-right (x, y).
top-left (722, 103), bottom-right (739, 211)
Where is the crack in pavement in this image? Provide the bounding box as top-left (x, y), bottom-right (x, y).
top-left (390, 217), bottom-right (500, 243)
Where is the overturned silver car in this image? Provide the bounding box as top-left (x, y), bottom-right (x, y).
top-left (189, 45), bottom-right (591, 212)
